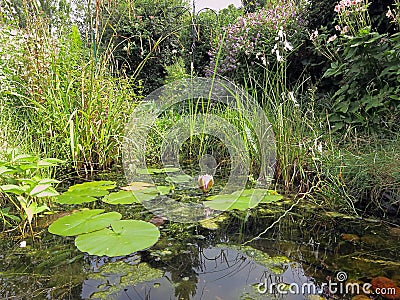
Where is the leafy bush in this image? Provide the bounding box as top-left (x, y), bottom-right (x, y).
top-left (312, 0), bottom-right (400, 132)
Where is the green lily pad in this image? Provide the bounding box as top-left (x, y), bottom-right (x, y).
top-left (56, 192), bottom-right (97, 204)
top-left (121, 181), bottom-right (155, 191)
top-left (75, 220), bottom-right (160, 257)
top-left (55, 181), bottom-right (116, 204)
top-left (48, 209), bottom-right (122, 236)
top-left (166, 174), bottom-right (192, 183)
top-left (69, 180), bottom-right (116, 191)
top-left (102, 190), bottom-right (140, 205)
top-left (204, 189), bottom-right (283, 211)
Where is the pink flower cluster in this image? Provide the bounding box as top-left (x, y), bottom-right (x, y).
top-left (334, 0), bottom-right (364, 13)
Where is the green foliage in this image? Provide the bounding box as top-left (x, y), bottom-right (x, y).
top-left (0, 151), bottom-right (63, 235)
top-left (99, 0), bottom-right (189, 94)
top-left (312, 1), bottom-right (400, 132)
top-left (242, 0), bottom-right (266, 13)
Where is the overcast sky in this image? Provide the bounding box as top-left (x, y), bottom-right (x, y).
top-left (190, 0), bottom-right (242, 12)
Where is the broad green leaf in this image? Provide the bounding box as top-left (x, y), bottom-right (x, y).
top-left (121, 181), bottom-right (155, 191)
top-left (12, 154), bottom-right (38, 163)
top-left (37, 158), bottom-right (65, 167)
top-left (0, 184), bottom-right (26, 195)
top-left (35, 186), bottom-right (59, 198)
top-left (102, 190), bottom-right (140, 205)
top-left (74, 220), bottom-right (160, 257)
top-left (48, 209), bottom-right (122, 236)
top-left (29, 184), bottom-right (52, 196)
top-left (0, 166), bottom-right (15, 176)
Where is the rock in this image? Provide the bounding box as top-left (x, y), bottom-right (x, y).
top-left (371, 276), bottom-right (400, 300)
top-left (389, 227), bottom-right (400, 237)
top-left (341, 233), bottom-right (360, 242)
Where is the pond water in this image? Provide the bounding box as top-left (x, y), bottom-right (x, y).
top-left (1, 171), bottom-right (400, 300)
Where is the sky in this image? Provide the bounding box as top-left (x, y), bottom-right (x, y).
top-left (190, 0), bottom-right (242, 12)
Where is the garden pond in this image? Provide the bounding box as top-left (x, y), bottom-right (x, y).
top-left (1, 171), bottom-right (400, 300)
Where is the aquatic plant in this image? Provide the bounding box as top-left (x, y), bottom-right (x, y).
top-left (0, 152), bottom-right (63, 236)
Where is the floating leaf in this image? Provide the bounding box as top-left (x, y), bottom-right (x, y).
top-left (102, 190), bottom-right (140, 205)
top-left (120, 181), bottom-right (155, 191)
top-left (166, 174), bottom-right (192, 183)
top-left (56, 193), bottom-right (97, 204)
top-left (55, 181), bottom-right (116, 204)
top-left (75, 220), bottom-right (160, 257)
top-left (48, 209), bottom-right (122, 236)
top-left (69, 181), bottom-right (116, 191)
top-left (204, 189), bottom-right (283, 211)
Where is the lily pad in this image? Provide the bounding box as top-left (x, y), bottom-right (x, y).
top-left (120, 181), bottom-right (155, 191)
top-left (102, 190), bottom-right (140, 205)
top-left (48, 209), bottom-right (122, 236)
top-left (75, 220), bottom-right (160, 257)
top-left (204, 189), bottom-right (283, 211)
top-left (55, 181), bottom-right (116, 204)
top-left (166, 174), bottom-right (192, 184)
top-left (69, 180), bottom-right (116, 191)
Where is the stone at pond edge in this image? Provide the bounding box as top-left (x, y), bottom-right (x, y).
top-left (341, 233), bottom-right (360, 242)
top-left (389, 227), bottom-right (400, 237)
top-left (370, 276), bottom-right (400, 300)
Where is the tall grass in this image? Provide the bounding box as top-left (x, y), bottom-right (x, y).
top-left (0, 3), bottom-right (141, 175)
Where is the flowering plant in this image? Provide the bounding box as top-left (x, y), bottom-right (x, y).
top-left (205, 0), bottom-right (308, 83)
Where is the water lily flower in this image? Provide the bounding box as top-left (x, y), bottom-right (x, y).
top-left (198, 174), bottom-right (214, 194)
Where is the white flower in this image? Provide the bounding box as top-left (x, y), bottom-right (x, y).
top-left (310, 29), bottom-right (318, 41)
top-left (20, 241), bottom-right (26, 248)
top-left (275, 49), bottom-right (283, 62)
top-left (288, 91), bottom-right (299, 107)
top-left (284, 40), bottom-right (293, 51)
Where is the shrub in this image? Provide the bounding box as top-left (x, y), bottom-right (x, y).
top-left (311, 0), bottom-right (400, 132)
